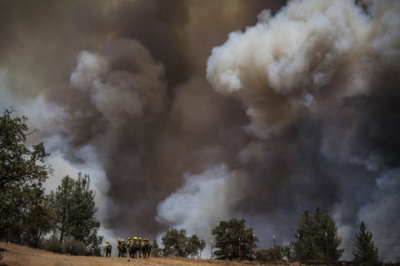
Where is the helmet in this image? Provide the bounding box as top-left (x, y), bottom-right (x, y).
top-left (122, 239), bottom-right (124, 242)
top-left (106, 241), bottom-right (109, 243)
top-left (133, 236), bottom-right (137, 239)
top-left (139, 237), bottom-right (142, 240)
top-left (128, 237), bottom-right (131, 240)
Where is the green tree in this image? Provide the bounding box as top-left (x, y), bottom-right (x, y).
top-left (161, 229), bottom-right (206, 258)
top-left (186, 234), bottom-right (206, 258)
top-left (161, 228), bottom-right (188, 257)
top-left (212, 218), bottom-right (258, 260)
top-left (49, 173), bottom-right (103, 255)
top-left (0, 108), bottom-right (52, 242)
top-left (353, 221), bottom-right (379, 264)
top-left (21, 192), bottom-right (55, 248)
top-left (295, 207), bottom-right (343, 263)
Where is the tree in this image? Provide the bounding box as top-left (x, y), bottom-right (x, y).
top-left (212, 218), bottom-right (258, 260)
top-left (161, 228), bottom-right (188, 257)
top-left (49, 173), bottom-right (103, 255)
top-left (21, 192), bottom-right (55, 248)
top-left (161, 229), bottom-right (206, 258)
top-left (353, 221), bottom-right (379, 264)
top-left (186, 234), bottom-right (206, 258)
top-left (0, 108), bottom-right (52, 242)
top-left (295, 207), bottom-right (343, 263)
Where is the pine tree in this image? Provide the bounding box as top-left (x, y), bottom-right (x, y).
top-left (49, 174), bottom-right (103, 255)
top-left (295, 207), bottom-right (344, 262)
top-left (353, 221), bottom-right (379, 264)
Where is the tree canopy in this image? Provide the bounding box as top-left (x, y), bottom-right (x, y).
top-left (49, 174), bottom-right (103, 255)
top-left (161, 228), bottom-right (206, 258)
top-left (294, 207), bottom-right (344, 263)
top-left (353, 221), bottom-right (379, 264)
top-left (0, 108), bottom-right (52, 244)
top-left (212, 218), bottom-right (258, 260)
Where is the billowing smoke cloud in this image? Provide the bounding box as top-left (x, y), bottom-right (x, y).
top-left (156, 165), bottom-right (249, 239)
top-left (205, 0), bottom-right (400, 260)
top-left (1, 0), bottom-right (400, 261)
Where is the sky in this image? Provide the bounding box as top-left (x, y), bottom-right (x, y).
top-left (0, 0), bottom-right (399, 261)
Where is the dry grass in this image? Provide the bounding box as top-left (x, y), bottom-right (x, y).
top-left (0, 242), bottom-right (301, 266)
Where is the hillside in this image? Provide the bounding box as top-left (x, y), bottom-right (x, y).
top-left (0, 242), bottom-right (290, 266)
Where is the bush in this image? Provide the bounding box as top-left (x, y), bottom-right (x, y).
top-left (41, 236), bottom-right (62, 254)
top-left (62, 238), bottom-right (87, 256)
top-left (256, 246), bottom-right (285, 262)
top-left (41, 236), bottom-right (87, 255)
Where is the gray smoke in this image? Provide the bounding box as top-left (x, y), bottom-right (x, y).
top-left (206, 0), bottom-right (400, 260)
top-left (1, 0), bottom-right (399, 261)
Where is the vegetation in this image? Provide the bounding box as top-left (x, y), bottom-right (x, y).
top-left (187, 234), bottom-right (206, 258)
top-left (0, 109), bottom-right (103, 255)
top-left (151, 239), bottom-right (160, 257)
top-left (48, 174), bottom-right (103, 255)
top-left (255, 246), bottom-right (286, 262)
top-left (0, 108), bottom-right (52, 244)
top-left (212, 218), bottom-right (258, 260)
top-left (353, 221), bottom-right (380, 264)
top-left (294, 207), bottom-right (344, 263)
top-left (0, 109), bottom-right (389, 262)
top-left (161, 228), bottom-right (206, 258)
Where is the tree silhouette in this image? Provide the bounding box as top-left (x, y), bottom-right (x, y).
top-left (353, 221), bottom-right (379, 264)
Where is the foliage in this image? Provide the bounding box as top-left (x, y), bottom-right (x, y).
top-left (294, 207), bottom-right (344, 263)
top-left (21, 193), bottom-right (55, 248)
top-left (212, 218), bottom-right (258, 260)
top-left (49, 173), bottom-right (103, 255)
top-left (151, 239), bottom-right (160, 257)
top-left (0, 108), bottom-right (52, 243)
top-left (161, 229), bottom-right (206, 258)
top-left (255, 246), bottom-right (285, 262)
top-left (62, 238), bottom-right (88, 256)
top-left (283, 242), bottom-right (297, 262)
top-left (161, 228), bottom-right (188, 257)
top-left (41, 235), bottom-right (62, 253)
top-left (186, 234), bottom-right (206, 258)
top-left (41, 235), bottom-right (88, 255)
top-left (353, 221), bottom-right (380, 264)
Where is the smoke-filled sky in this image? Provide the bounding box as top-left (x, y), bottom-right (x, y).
top-left (1, 0), bottom-right (399, 261)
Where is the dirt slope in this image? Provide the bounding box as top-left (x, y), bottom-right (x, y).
top-left (0, 242), bottom-right (275, 266)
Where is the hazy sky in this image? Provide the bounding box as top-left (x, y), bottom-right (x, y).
top-left (1, 0), bottom-right (399, 261)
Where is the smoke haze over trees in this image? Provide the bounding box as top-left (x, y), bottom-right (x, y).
top-left (1, 0), bottom-right (400, 262)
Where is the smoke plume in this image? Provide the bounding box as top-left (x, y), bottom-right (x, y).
top-left (1, 0), bottom-right (399, 261)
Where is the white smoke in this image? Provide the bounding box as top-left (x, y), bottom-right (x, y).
top-left (205, 0), bottom-right (400, 260)
top-left (156, 164), bottom-right (248, 240)
top-left (207, 0), bottom-right (373, 139)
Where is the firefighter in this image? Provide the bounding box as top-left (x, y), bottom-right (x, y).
top-left (121, 239), bottom-right (127, 257)
top-left (127, 237), bottom-right (132, 257)
top-left (117, 239), bottom-right (122, 257)
top-left (105, 241), bottom-right (112, 257)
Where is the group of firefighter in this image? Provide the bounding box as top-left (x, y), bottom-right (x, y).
top-left (104, 236), bottom-right (152, 258)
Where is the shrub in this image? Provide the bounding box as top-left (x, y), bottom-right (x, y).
top-left (41, 236), bottom-right (62, 254)
top-left (62, 238), bottom-right (87, 256)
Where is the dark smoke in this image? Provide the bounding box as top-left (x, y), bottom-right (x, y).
top-left (1, 0), bottom-right (399, 261)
